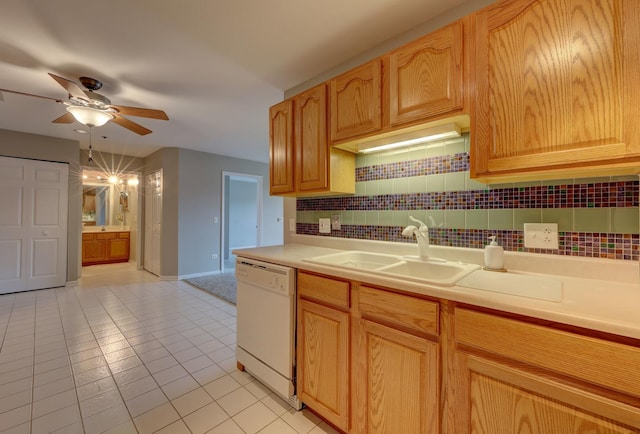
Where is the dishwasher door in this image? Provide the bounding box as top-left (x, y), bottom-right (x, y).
top-left (235, 258), bottom-right (298, 407)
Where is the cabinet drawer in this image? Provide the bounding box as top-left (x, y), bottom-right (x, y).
top-left (455, 308), bottom-right (640, 398)
top-left (96, 232), bottom-right (117, 240)
top-left (82, 233), bottom-right (95, 241)
top-left (359, 285), bottom-right (439, 336)
top-left (298, 272), bottom-right (350, 309)
top-left (118, 232), bottom-right (130, 239)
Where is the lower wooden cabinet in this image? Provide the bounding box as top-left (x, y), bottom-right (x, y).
top-left (297, 299), bottom-right (350, 431)
top-left (296, 271), bottom-right (640, 434)
top-left (296, 272), bottom-right (441, 433)
top-left (82, 231), bottom-right (130, 266)
top-left (354, 319), bottom-right (439, 434)
top-left (452, 307), bottom-right (640, 434)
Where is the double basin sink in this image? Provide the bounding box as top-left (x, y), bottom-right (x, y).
top-left (304, 250), bottom-right (563, 302)
top-left (304, 251), bottom-right (480, 287)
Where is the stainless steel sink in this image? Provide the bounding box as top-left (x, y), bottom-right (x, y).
top-left (376, 260), bottom-right (480, 286)
top-left (304, 251), bottom-right (401, 270)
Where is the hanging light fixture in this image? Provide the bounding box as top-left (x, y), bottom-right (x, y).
top-left (66, 106), bottom-right (114, 127)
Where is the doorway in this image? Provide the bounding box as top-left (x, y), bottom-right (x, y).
top-left (221, 172), bottom-right (262, 273)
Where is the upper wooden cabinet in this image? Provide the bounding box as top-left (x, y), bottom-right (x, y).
top-left (389, 20), bottom-right (466, 127)
top-left (269, 100), bottom-right (294, 195)
top-left (269, 84), bottom-right (355, 197)
top-left (471, 0), bottom-right (640, 182)
top-left (330, 59), bottom-right (382, 142)
top-left (295, 85), bottom-right (330, 192)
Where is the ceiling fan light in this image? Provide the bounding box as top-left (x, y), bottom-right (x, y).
top-left (66, 106), bottom-right (114, 127)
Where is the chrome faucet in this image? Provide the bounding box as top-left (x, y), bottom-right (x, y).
top-left (402, 216), bottom-right (430, 259)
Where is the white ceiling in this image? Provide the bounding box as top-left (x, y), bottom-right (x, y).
top-left (0, 0), bottom-right (473, 163)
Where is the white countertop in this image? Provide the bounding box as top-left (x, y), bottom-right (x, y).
top-left (233, 240), bottom-right (640, 340)
top-left (82, 226), bottom-right (130, 233)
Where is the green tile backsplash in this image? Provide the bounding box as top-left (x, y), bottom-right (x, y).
top-left (297, 135), bottom-right (639, 260)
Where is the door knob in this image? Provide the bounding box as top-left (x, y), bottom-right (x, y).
top-left (42, 231), bottom-right (49, 236)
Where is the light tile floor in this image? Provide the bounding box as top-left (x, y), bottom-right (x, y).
top-left (0, 263), bottom-right (338, 434)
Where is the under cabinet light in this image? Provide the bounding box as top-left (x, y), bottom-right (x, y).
top-left (358, 123), bottom-right (461, 154)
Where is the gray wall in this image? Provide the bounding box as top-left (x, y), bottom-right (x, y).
top-left (145, 147), bottom-right (283, 278)
top-left (0, 129), bottom-right (81, 283)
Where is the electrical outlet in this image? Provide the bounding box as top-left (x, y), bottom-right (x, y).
top-left (319, 218), bottom-right (331, 234)
top-left (211, 254), bottom-right (218, 260)
top-left (289, 218), bottom-right (296, 232)
top-left (524, 223), bottom-right (559, 249)
top-left (331, 214), bottom-right (341, 230)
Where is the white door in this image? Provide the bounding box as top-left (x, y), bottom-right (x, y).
top-left (0, 156), bottom-right (68, 294)
top-left (144, 170), bottom-right (162, 276)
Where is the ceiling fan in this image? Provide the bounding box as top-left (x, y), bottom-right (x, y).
top-left (0, 73), bottom-right (169, 135)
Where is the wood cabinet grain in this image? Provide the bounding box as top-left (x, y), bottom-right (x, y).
top-left (452, 307), bottom-right (640, 433)
top-left (389, 20), bottom-right (465, 127)
top-left (471, 0), bottom-right (640, 182)
top-left (269, 84), bottom-right (355, 197)
top-left (330, 59), bottom-right (382, 142)
top-left (297, 271), bottom-right (350, 431)
top-left (269, 99), bottom-right (294, 195)
top-left (82, 231), bottom-right (130, 266)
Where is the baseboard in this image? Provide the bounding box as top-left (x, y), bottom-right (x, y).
top-left (66, 280), bottom-right (79, 287)
top-left (178, 270), bottom-right (222, 280)
top-left (159, 275), bottom-right (179, 281)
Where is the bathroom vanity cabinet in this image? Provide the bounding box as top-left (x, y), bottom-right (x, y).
top-left (82, 231), bottom-right (130, 266)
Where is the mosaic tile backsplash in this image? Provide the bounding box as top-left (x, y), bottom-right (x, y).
top-left (296, 135), bottom-right (640, 261)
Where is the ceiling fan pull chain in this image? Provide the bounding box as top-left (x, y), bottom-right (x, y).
top-left (88, 127), bottom-right (94, 163)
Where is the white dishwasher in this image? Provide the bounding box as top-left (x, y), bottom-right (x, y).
top-left (235, 257), bottom-right (301, 410)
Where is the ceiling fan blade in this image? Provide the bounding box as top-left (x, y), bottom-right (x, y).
top-left (0, 88), bottom-right (63, 102)
top-left (111, 105), bottom-right (169, 120)
top-left (112, 114), bottom-right (152, 136)
top-left (52, 112), bottom-right (75, 124)
top-left (48, 73), bottom-right (88, 99)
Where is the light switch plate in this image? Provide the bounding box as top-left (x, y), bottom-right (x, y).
top-left (289, 218), bottom-right (296, 232)
top-left (524, 223), bottom-right (559, 249)
top-left (319, 218), bottom-right (331, 234)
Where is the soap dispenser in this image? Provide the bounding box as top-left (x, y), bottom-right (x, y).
top-left (484, 236), bottom-right (504, 271)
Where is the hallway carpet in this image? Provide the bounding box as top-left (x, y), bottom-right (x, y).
top-left (184, 273), bottom-right (237, 305)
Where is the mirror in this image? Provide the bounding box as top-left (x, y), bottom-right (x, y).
top-left (82, 169), bottom-right (139, 229)
top-left (82, 185), bottom-right (109, 226)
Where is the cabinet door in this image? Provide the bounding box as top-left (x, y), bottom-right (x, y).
top-left (389, 20), bottom-right (464, 126)
top-left (297, 299), bottom-right (349, 431)
top-left (354, 319), bottom-right (439, 434)
top-left (330, 59), bottom-right (382, 142)
top-left (472, 0), bottom-right (640, 180)
top-left (82, 237), bottom-right (106, 265)
top-left (454, 354), bottom-right (640, 433)
top-left (453, 307), bottom-right (640, 433)
top-left (108, 233), bottom-right (130, 261)
top-left (294, 84), bottom-right (329, 192)
top-left (269, 99), bottom-right (295, 195)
